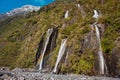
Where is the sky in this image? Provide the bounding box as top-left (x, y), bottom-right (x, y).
top-left (0, 0), bottom-right (55, 13)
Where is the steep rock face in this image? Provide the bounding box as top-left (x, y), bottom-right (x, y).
top-left (35, 27), bottom-right (58, 70)
top-left (59, 23), bottom-right (107, 75)
top-left (42, 28), bottom-right (58, 69)
top-left (35, 33), bottom-right (45, 66)
top-left (109, 37), bottom-right (120, 77)
top-left (0, 0), bottom-right (120, 77)
top-left (79, 25), bottom-right (96, 53)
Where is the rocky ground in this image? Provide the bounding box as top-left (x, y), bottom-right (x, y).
top-left (0, 68), bottom-right (119, 80)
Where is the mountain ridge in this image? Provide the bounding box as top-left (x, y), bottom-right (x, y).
top-left (0, 5), bottom-right (40, 19)
top-left (0, 0), bottom-right (120, 77)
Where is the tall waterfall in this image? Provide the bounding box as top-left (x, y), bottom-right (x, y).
top-left (39, 28), bottom-right (53, 70)
top-left (53, 39), bottom-right (67, 73)
top-left (95, 25), bottom-right (106, 75)
top-left (65, 11), bottom-right (69, 19)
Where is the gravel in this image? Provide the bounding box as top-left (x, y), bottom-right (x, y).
top-left (0, 69), bottom-right (120, 80)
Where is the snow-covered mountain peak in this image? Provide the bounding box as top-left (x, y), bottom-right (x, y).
top-left (6, 5), bottom-right (40, 16)
top-left (0, 5), bottom-right (40, 18)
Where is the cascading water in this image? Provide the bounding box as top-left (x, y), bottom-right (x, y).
top-left (53, 39), bottom-right (67, 73)
top-left (93, 9), bottom-right (108, 75)
top-left (95, 24), bottom-right (106, 75)
top-left (93, 10), bottom-right (99, 19)
top-left (95, 25), bottom-right (101, 47)
top-left (39, 28), bottom-right (53, 70)
top-left (77, 4), bottom-right (80, 8)
top-left (65, 11), bottom-right (69, 19)
top-left (77, 4), bottom-right (86, 18)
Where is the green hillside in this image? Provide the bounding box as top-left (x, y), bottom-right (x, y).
top-left (0, 0), bottom-right (120, 76)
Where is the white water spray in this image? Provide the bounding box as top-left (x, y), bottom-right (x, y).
top-left (93, 10), bottom-right (100, 19)
top-left (53, 39), bottom-right (67, 73)
top-left (65, 11), bottom-right (69, 19)
top-left (77, 4), bottom-right (80, 8)
top-left (39, 28), bottom-right (53, 70)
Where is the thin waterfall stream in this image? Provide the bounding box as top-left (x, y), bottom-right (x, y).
top-left (95, 24), bottom-right (108, 75)
top-left (39, 28), bottom-right (53, 70)
top-left (65, 11), bottom-right (69, 19)
top-left (53, 38), bottom-right (67, 73)
top-left (93, 10), bottom-right (100, 18)
top-left (93, 10), bottom-right (108, 75)
top-left (77, 4), bottom-right (86, 18)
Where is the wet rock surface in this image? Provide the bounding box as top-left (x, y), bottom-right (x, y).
top-left (0, 69), bottom-right (119, 80)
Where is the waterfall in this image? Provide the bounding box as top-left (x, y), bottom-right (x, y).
top-left (95, 25), bottom-right (107, 75)
top-left (65, 11), bottom-right (69, 19)
top-left (95, 25), bottom-right (101, 46)
top-left (77, 4), bottom-right (86, 18)
top-left (77, 4), bottom-right (80, 8)
top-left (39, 28), bottom-right (53, 70)
top-left (93, 9), bottom-right (108, 75)
top-left (53, 39), bottom-right (67, 73)
top-left (93, 10), bottom-right (100, 19)
top-left (35, 37), bottom-right (44, 66)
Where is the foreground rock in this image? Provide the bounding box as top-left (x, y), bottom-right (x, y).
top-left (0, 69), bottom-right (119, 80)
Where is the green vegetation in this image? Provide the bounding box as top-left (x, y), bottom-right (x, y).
top-left (61, 50), bottom-right (95, 75)
top-left (0, 0), bottom-right (119, 75)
